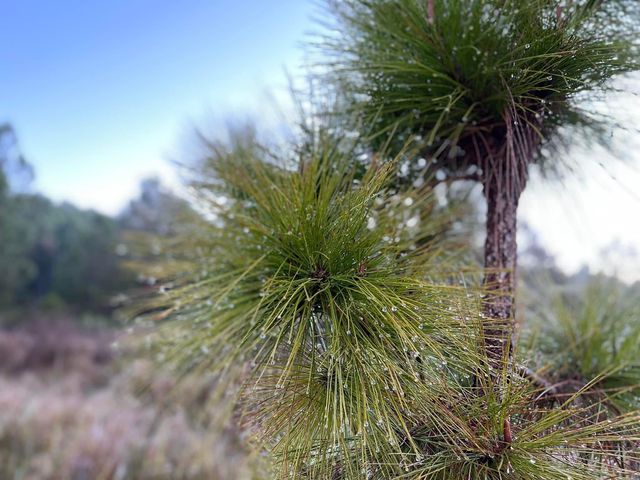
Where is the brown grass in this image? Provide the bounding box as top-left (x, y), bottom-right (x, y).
top-left (0, 320), bottom-right (261, 480)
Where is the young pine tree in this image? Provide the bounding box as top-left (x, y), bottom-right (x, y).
top-left (143, 2), bottom-right (640, 478)
top-left (315, 0), bottom-right (640, 362)
top-left (146, 125), bottom-right (640, 479)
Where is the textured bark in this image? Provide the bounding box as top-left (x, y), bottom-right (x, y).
top-left (476, 108), bottom-right (538, 446)
top-left (482, 170), bottom-right (523, 365)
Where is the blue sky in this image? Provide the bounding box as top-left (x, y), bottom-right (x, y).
top-left (2, 1), bottom-right (639, 281)
top-left (1, 0), bottom-right (314, 212)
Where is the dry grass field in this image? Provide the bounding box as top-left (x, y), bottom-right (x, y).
top-left (0, 319), bottom-right (260, 480)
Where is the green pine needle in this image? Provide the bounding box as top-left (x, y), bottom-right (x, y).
top-left (314, 0), bottom-right (639, 173)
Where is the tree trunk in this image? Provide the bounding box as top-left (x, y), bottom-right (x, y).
top-left (482, 169), bottom-right (523, 365)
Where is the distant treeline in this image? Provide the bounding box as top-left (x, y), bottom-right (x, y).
top-left (0, 124), bottom-right (188, 318)
top-left (0, 192), bottom-right (131, 311)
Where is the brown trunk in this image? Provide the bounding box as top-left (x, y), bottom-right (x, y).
top-left (482, 169), bottom-right (523, 365)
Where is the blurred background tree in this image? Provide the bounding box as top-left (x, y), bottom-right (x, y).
top-left (119, 177), bottom-right (193, 236)
top-left (0, 125), bottom-right (167, 320)
top-left (0, 190), bottom-right (134, 315)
